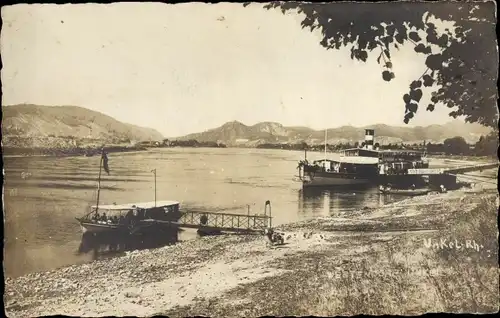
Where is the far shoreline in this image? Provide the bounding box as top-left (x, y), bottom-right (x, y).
top-left (2, 145), bottom-right (497, 163)
top-left (2, 144), bottom-right (496, 163)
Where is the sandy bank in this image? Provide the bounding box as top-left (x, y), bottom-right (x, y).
top-left (5, 186), bottom-right (499, 317)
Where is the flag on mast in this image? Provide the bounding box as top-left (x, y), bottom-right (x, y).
top-left (102, 149), bottom-right (110, 175)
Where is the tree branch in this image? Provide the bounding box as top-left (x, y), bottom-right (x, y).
top-left (408, 38), bottom-right (419, 46)
top-left (380, 46), bottom-right (388, 64)
top-left (417, 67), bottom-right (430, 81)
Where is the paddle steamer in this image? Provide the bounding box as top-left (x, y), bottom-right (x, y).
top-left (296, 129), bottom-right (429, 188)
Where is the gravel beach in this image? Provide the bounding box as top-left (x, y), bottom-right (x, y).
top-left (5, 184), bottom-right (499, 317)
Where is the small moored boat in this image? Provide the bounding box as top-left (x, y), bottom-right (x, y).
top-left (379, 187), bottom-right (432, 196)
top-left (76, 147), bottom-right (181, 234)
top-left (76, 200), bottom-right (181, 234)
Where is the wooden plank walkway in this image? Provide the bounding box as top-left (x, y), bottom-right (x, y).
top-left (444, 163), bottom-right (497, 174)
top-left (138, 210), bottom-right (272, 234)
top-left (407, 163), bottom-right (497, 175)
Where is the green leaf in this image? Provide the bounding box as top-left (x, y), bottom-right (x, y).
top-left (423, 75), bottom-right (434, 87)
top-left (414, 43), bottom-right (426, 53)
top-left (425, 54), bottom-right (444, 70)
top-left (408, 103), bottom-right (418, 113)
top-left (382, 71), bottom-right (392, 81)
top-left (359, 50), bottom-right (368, 62)
top-left (410, 89), bottom-right (423, 102)
top-left (408, 32), bottom-right (421, 42)
top-left (410, 80), bottom-right (422, 89)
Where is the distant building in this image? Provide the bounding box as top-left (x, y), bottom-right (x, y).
top-left (136, 140), bottom-right (160, 147)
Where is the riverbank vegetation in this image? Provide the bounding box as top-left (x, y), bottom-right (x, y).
top-left (2, 145), bottom-right (148, 157)
top-left (2, 137), bottom-right (226, 157)
top-left (257, 132), bottom-right (498, 158)
top-left (160, 139), bottom-right (226, 148)
top-left (3, 133), bottom-right (495, 158)
top-left (298, 194), bottom-right (498, 316)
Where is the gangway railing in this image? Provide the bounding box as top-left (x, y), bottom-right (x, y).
top-left (406, 163), bottom-right (497, 175)
top-left (444, 163), bottom-right (498, 175)
top-left (177, 210), bottom-right (270, 232)
top-left (139, 200), bottom-right (273, 234)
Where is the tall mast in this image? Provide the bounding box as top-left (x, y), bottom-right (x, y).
top-left (95, 150), bottom-right (104, 214)
top-left (152, 169), bottom-right (157, 207)
top-left (324, 129), bottom-right (327, 162)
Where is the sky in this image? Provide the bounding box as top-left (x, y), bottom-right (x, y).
top-left (1, 2), bottom-right (457, 137)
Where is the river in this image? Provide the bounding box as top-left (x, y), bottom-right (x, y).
top-left (4, 147), bottom-right (457, 278)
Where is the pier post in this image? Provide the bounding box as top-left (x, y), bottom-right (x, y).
top-left (265, 200), bottom-right (271, 228)
top-left (151, 169), bottom-right (157, 207)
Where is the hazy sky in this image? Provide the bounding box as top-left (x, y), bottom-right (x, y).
top-left (1, 2), bottom-right (457, 137)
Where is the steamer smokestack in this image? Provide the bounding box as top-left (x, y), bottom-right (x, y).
top-left (364, 129), bottom-right (374, 150)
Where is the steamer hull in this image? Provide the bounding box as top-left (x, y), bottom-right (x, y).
top-left (301, 172), bottom-right (373, 187)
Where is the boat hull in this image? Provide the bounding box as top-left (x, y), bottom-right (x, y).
top-left (379, 189), bottom-right (431, 196)
top-left (77, 217), bottom-right (181, 234)
top-left (78, 221), bottom-right (125, 234)
top-left (302, 174), bottom-right (373, 187)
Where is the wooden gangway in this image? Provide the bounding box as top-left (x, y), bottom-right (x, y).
top-left (137, 201), bottom-right (273, 234)
top-left (407, 162), bottom-right (498, 175)
top-left (444, 162), bottom-right (498, 174)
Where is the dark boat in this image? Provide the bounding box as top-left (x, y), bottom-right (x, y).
top-left (76, 200), bottom-right (182, 234)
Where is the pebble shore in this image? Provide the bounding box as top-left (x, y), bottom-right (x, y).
top-left (5, 185), bottom-right (498, 317)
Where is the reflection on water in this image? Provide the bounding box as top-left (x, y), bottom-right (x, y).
top-left (77, 227), bottom-right (180, 259)
top-left (4, 148), bottom-right (408, 278)
top-left (298, 186), bottom-right (401, 218)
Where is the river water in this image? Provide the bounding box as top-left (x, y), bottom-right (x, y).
top-left (3, 147), bottom-right (456, 278)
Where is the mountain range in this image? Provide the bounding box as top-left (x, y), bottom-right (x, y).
top-left (1, 105), bottom-right (492, 149)
top-left (173, 120), bottom-right (492, 147)
top-left (2, 104), bottom-right (163, 148)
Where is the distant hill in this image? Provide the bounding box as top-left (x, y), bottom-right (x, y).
top-left (2, 104), bottom-right (164, 148)
top-left (173, 120), bottom-right (492, 147)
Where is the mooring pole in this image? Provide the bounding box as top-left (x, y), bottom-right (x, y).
top-left (151, 169), bottom-right (157, 207)
top-left (265, 200), bottom-right (271, 228)
top-left (269, 203), bottom-right (272, 228)
top-left (95, 148), bottom-right (104, 215)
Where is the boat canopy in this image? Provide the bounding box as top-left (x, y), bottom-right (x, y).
top-left (336, 156), bottom-right (379, 164)
top-left (91, 200), bottom-right (180, 211)
top-left (313, 157), bottom-right (379, 165)
top-left (379, 150), bottom-right (425, 155)
top-left (378, 150), bottom-right (425, 160)
top-left (341, 148), bottom-right (380, 158)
